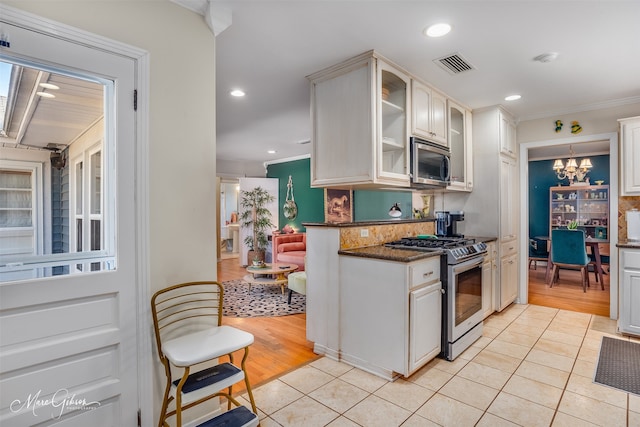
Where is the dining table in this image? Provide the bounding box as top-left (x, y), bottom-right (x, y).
top-left (535, 235), bottom-right (607, 286)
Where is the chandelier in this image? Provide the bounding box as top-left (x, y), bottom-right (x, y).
top-left (552, 145), bottom-right (592, 182)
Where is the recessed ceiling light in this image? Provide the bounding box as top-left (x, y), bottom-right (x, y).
top-left (39, 83), bottom-right (59, 90)
top-left (424, 23), bottom-right (451, 38)
top-left (505, 94), bottom-right (521, 101)
top-left (230, 89), bottom-right (245, 97)
top-left (267, 150), bottom-right (276, 154)
top-left (36, 91), bottom-right (55, 98)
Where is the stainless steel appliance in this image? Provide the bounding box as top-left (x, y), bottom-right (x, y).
top-left (435, 211), bottom-right (450, 236)
top-left (447, 210), bottom-right (464, 238)
top-left (410, 137), bottom-right (451, 188)
top-left (385, 236), bottom-right (487, 360)
top-left (435, 210), bottom-right (465, 238)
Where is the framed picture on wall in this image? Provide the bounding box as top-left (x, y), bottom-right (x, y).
top-left (324, 189), bottom-right (353, 223)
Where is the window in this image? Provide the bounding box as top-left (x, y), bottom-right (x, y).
top-left (0, 59), bottom-right (115, 281)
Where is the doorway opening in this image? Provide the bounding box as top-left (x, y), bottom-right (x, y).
top-left (219, 179), bottom-right (240, 260)
top-left (520, 134), bottom-right (619, 319)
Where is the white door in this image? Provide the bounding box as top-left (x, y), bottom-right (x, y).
top-left (0, 15), bottom-right (139, 426)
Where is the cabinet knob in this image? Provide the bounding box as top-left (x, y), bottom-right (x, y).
top-left (423, 271), bottom-right (434, 278)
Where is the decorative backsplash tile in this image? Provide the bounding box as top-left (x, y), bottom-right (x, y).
top-left (340, 222), bottom-right (435, 250)
top-left (619, 196), bottom-right (640, 241)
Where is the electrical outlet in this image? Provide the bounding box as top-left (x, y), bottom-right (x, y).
top-left (360, 228), bottom-right (369, 238)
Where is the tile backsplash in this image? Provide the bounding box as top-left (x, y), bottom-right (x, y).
top-left (618, 196), bottom-right (640, 241)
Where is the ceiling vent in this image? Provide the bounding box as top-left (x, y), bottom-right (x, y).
top-left (434, 52), bottom-right (475, 75)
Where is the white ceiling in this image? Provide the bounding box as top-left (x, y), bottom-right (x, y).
top-left (209, 1), bottom-right (640, 165)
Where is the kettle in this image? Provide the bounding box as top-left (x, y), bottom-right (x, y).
top-left (435, 211), bottom-right (450, 236)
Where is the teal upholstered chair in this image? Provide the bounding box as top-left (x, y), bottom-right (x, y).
top-left (549, 229), bottom-right (590, 292)
top-left (529, 237), bottom-right (549, 270)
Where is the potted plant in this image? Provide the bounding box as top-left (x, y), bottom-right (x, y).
top-left (239, 186), bottom-right (275, 265)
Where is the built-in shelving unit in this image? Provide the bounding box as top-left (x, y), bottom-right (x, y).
top-left (549, 185), bottom-right (609, 240)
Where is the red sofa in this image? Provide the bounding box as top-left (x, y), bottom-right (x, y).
top-left (273, 233), bottom-right (306, 271)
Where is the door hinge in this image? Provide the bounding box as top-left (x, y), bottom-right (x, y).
top-left (137, 409), bottom-right (141, 426)
top-left (134, 89), bottom-right (138, 111)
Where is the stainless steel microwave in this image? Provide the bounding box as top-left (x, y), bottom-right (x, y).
top-left (410, 137), bottom-right (451, 187)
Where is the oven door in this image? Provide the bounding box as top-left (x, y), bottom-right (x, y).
top-left (448, 256), bottom-right (485, 342)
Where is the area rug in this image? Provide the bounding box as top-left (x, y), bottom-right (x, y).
top-left (594, 336), bottom-right (640, 395)
top-left (222, 279), bottom-right (306, 318)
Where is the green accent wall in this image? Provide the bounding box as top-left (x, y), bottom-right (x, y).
top-left (528, 154), bottom-right (610, 239)
top-left (266, 158), bottom-right (415, 229)
top-left (354, 190), bottom-right (413, 221)
top-left (266, 158), bottom-right (324, 232)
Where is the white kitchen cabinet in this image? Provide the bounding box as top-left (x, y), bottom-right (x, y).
top-left (447, 101), bottom-right (473, 192)
top-left (619, 117), bottom-right (640, 195)
top-left (482, 241), bottom-right (497, 319)
top-left (499, 109), bottom-right (517, 159)
top-left (411, 80), bottom-right (447, 147)
top-left (308, 50), bottom-right (411, 188)
top-left (455, 106), bottom-right (519, 311)
top-left (339, 255), bottom-right (441, 380)
top-left (500, 156), bottom-right (518, 241)
top-left (499, 249), bottom-right (518, 311)
top-left (619, 248), bottom-right (640, 336)
top-left (409, 282), bottom-right (442, 373)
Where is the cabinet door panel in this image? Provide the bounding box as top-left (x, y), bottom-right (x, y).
top-left (621, 118), bottom-right (640, 195)
top-left (430, 90), bottom-right (448, 145)
top-left (312, 63), bottom-right (374, 185)
top-left (409, 282), bottom-right (442, 373)
top-left (411, 81), bottom-right (432, 139)
top-left (482, 260), bottom-right (493, 319)
top-left (500, 157), bottom-right (517, 241)
top-left (621, 269), bottom-right (640, 335)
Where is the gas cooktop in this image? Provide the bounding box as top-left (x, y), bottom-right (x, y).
top-left (385, 236), bottom-right (487, 263)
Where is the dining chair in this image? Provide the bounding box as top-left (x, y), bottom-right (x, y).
top-left (528, 237), bottom-right (549, 270)
top-left (549, 229), bottom-right (590, 292)
top-left (151, 281), bottom-right (258, 427)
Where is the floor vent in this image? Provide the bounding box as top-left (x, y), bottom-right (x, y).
top-left (434, 53), bottom-right (475, 75)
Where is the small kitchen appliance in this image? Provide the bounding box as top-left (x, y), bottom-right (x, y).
top-left (435, 211), bottom-right (450, 236)
top-left (447, 210), bottom-right (465, 238)
top-left (628, 209), bottom-right (640, 242)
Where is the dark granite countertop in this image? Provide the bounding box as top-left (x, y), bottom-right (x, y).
top-left (617, 240), bottom-right (640, 249)
top-left (468, 236), bottom-right (498, 243)
top-left (338, 245), bottom-right (443, 262)
top-left (304, 218), bottom-right (435, 228)
top-left (338, 235), bottom-right (498, 263)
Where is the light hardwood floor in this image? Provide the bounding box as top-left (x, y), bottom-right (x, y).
top-left (527, 261), bottom-right (610, 317)
top-left (217, 257), bottom-right (318, 394)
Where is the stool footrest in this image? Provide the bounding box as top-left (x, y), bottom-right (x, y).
top-left (171, 362), bottom-right (244, 404)
top-left (196, 406), bottom-right (259, 427)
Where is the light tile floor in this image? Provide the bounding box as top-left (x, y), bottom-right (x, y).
top-left (236, 304), bottom-right (640, 426)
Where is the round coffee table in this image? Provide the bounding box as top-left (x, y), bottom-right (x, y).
top-left (243, 263), bottom-right (299, 294)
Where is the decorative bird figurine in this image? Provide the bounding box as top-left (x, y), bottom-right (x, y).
top-left (555, 120), bottom-right (563, 133)
top-left (571, 121), bottom-right (582, 134)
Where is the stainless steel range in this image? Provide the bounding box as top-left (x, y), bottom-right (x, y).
top-left (385, 236), bottom-right (487, 360)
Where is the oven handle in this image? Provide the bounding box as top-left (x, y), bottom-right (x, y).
top-left (451, 257), bottom-right (484, 275)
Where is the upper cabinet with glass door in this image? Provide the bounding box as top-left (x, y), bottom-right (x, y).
top-left (447, 101), bottom-right (473, 192)
top-left (378, 61), bottom-right (410, 179)
top-left (309, 50), bottom-right (411, 188)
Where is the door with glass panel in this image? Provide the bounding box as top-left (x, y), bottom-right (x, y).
top-left (0, 10), bottom-right (139, 426)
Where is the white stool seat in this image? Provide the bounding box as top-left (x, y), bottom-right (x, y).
top-left (287, 271), bottom-right (306, 304)
top-left (163, 326), bottom-right (254, 367)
